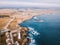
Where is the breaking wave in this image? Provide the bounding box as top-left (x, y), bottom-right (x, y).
top-left (27, 27), bottom-right (40, 45)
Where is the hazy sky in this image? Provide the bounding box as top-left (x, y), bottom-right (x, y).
top-left (0, 0), bottom-right (60, 8)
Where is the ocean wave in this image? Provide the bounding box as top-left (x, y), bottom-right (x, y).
top-left (28, 27), bottom-right (40, 36)
top-left (33, 16), bottom-right (44, 22)
top-left (27, 27), bottom-right (40, 45)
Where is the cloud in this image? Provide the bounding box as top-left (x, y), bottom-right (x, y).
top-left (0, 0), bottom-right (60, 3)
top-left (0, 1), bottom-right (60, 7)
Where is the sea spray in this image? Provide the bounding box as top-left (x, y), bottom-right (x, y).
top-left (27, 27), bottom-right (40, 45)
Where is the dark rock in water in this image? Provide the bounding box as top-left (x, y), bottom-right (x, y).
top-left (19, 14), bottom-right (60, 45)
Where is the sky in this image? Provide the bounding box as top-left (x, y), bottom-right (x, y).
top-left (0, 0), bottom-right (60, 8)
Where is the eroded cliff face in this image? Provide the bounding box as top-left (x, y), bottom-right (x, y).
top-left (0, 9), bottom-right (60, 45)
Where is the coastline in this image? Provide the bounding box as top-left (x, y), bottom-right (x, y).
top-left (0, 9), bottom-right (60, 45)
top-left (0, 9), bottom-right (60, 30)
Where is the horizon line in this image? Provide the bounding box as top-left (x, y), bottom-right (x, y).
top-left (0, 1), bottom-right (60, 8)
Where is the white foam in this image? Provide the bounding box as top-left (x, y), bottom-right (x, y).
top-left (29, 37), bottom-right (36, 45)
top-left (28, 27), bottom-right (40, 45)
top-left (33, 16), bottom-right (38, 20)
top-left (28, 27), bottom-right (40, 36)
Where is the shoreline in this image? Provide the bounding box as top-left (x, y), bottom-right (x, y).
top-left (0, 9), bottom-right (60, 30)
top-left (0, 9), bottom-right (60, 45)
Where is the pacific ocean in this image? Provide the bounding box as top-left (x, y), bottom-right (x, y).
top-left (19, 14), bottom-right (60, 45)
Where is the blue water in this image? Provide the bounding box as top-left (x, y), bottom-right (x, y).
top-left (19, 14), bottom-right (60, 45)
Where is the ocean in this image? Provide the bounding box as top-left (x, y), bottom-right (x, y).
top-left (19, 14), bottom-right (60, 45)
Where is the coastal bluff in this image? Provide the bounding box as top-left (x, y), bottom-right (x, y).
top-left (0, 9), bottom-right (60, 30)
top-left (0, 9), bottom-right (60, 45)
